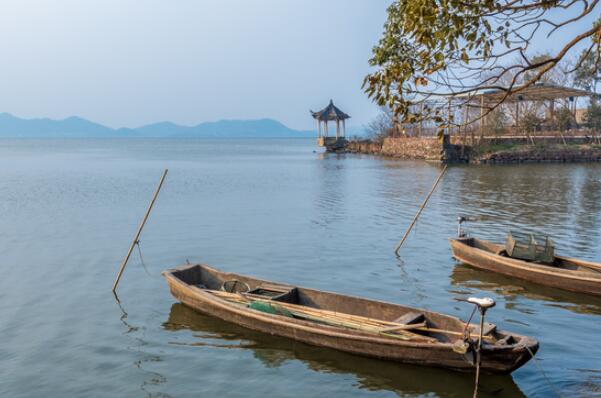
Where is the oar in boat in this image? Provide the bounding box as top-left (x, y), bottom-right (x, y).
top-left (208, 290), bottom-right (434, 342)
top-left (207, 290), bottom-right (495, 342)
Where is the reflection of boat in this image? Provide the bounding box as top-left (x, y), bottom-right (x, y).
top-left (450, 265), bottom-right (601, 316)
top-left (162, 263), bottom-right (537, 374)
top-left (450, 237), bottom-right (601, 296)
top-left (164, 303), bottom-right (528, 398)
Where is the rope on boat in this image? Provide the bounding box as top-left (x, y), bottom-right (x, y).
top-left (525, 346), bottom-right (564, 398)
top-left (135, 240), bottom-right (153, 277)
top-left (462, 305), bottom-right (477, 340)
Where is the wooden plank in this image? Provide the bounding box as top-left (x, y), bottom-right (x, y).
top-left (393, 312), bottom-right (425, 325)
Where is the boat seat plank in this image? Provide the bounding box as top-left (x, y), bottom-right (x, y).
top-left (393, 312), bottom-right (425, 325)
top-left (483, 322), bottom-right (496, 336)
top-left (246, 285), bottom-right (299, 304)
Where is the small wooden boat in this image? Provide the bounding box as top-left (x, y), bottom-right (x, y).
top-left (163, 263), bottom-right (538, 374)
top-left (450, 237), bottom-right (601, 296)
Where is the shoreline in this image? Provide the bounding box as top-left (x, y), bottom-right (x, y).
top-left (343, 136), bottom-right (601, 164)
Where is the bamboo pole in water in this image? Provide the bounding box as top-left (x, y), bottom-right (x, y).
top-left (112, 169), bottom-right (168, 293)
top-left (394, 165), bottom-right (448, 255)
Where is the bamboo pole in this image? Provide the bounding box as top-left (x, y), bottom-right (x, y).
top-left (208, 290), bottom-right (494, 342)
top-left (208, 290), bottom-right (434, 341)
top-left (112, 169), bottom-right (168, 293)
top-left (394, 165), bottom-right (448, 255)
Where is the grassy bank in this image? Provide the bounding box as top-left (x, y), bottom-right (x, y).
top-left (474, 142), bottom-right (601, 163)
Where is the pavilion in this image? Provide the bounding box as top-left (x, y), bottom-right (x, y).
top-left (311, 100), bottom-right (350, 150)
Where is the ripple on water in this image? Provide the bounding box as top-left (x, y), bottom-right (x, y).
top-left (0, 140), bottom-right (600, 397)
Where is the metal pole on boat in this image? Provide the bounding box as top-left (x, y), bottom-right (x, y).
top-left (394, 165), bottom-right (448, 255)
top-left (468, 297), bottom-right (496, 398)
top-left (112, 169), bottom-right (168, 293)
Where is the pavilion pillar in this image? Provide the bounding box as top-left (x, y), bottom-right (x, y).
top-left (479, 96), bottom-right (484, 141)
top-left (317, 120), bottom-right (321, 138)
top-left (447, 97), bottom-right (452, 136)
top-left (342, 119), bottom-right (346, 137)
top-left (324, 121), bottom-right (328, 137)
top-left (336, 120), bottom-right (340, 138)
top-left (419, 102), bottom-right (424, 137)
top-left (464, 103), bottom-right (472, 144)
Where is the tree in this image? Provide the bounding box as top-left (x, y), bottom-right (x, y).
top-left (555, 108), bottom-right (574, 132)
top-left (487, 108), bottom-right (509, 136)
top-left (365, 107), bottom-right (395, 141)
top-left (585, 102), bottom-right (601, 131)
top-left (522, 112), bottom-right (543, 133)
top-left (574, 49), bottom-right (601, 92)
top-left (364, 1), bottom-right (601, 128)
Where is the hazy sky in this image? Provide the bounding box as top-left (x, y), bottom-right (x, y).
top-left (0, 0), bottom-right (390, 130)
top-left (0, 1), bottom-right (596, 130)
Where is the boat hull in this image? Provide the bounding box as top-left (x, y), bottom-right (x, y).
top-left (450, 238), bottom-right (601, 296)
top-left (163, 264), bottom-right (537, 374)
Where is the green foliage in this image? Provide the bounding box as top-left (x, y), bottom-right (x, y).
top-left (585, 102), bottom-right (601, 131)
top-left (364, 1), bottom-right (601, 128)
top-left (521, 112), bottom-right (542, 133)
top-left (574, 50), bottom-right (601, 92)
top-left (525, 54), bottom-right (553, 82)
top-left (555, 108), bottom-right (573, 132)
top-left (487, 108), bottom-right (508, 135)
top-left (476, 142), bottom-right (522, 155)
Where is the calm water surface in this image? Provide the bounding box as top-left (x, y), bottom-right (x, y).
top-left (1, 138), bottom-right (600, 397)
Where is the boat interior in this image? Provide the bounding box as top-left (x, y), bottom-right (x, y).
top-left (458, 237), bottom-right (601, 275)
top-left (169, 264), bottom-right (525, 346)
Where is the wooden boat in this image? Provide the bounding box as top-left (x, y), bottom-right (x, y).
top-left (450, 237), bottom-right (601, 296)
top-left (165, 302), bottom-right (529, 397)
top-left (162, 263), bottom-right (538, 374)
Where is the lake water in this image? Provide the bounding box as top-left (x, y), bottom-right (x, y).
top-left (1, 138), bottom-right (600, 397)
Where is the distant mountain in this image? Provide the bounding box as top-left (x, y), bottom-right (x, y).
top-left (0, 112), bottom-right (121, 137)
top-left (123, 118), bottom-right (313, 138)
top-left (0, 112), bottom-right (315, 138)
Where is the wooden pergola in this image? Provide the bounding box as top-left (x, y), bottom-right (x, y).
top-left (458, 83), bottom-right (596, 134)
top-left (468, 83), bottom-right (594, 102)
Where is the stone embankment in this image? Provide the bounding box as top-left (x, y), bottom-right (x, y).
top-left (346, 136), bottom-right (469, 162)
top-left (475, 145), bottom-right (601, 164)
top-left (345, 136), bottom-right (601, 164)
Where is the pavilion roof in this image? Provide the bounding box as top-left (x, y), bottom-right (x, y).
top-left (311, 100), bottom-right (351, 121)
top-left (455, 83), bottom-right (596, 103)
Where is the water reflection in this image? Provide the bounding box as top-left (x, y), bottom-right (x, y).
top-left (313, 153), bottom-right (348, 228)
top-left (163, 303), bottom-right (526, 398)
top-left (451, 264), bottom-right (601, 316)
top-left (114, 295), bottom-right (172, 398)
top-left (448, 165), bottom-right (601, 252)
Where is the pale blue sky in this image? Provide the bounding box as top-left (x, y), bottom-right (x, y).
top-left (0, 1), bottom-right (596, 130)
top-left (0, 0), bottom-right (390, 130)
